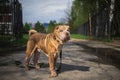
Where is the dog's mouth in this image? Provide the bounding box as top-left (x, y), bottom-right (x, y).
top-left (59, 35), bottom-right (70, 42)
top-left (64, 36), bottom-right (70, 42)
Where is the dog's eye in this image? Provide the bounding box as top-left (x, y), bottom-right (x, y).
top-left (60, 30), bottom-right (63, 32)
top-left (67, 29), bottom-right (70, 31)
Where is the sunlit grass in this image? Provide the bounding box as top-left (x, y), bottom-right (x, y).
top-left (71, 34), bottom-right (112, 42)
top-left (71, 34), bottom-right (90, 39)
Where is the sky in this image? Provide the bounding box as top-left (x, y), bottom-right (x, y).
top-left (19, 0), bottom-right (73, 23)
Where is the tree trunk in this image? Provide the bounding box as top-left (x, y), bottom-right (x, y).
top-left (108, 0), bottom-right (115, 38)
top-left (96, 0), bottom-right (99, 37)
top-left (89, 13), bottom-right (92, 37)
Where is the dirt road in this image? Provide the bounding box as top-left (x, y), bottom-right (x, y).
top-left (0, 40), bottom-right (120, 80)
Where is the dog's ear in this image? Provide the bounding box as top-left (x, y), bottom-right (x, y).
top-left (54, 26), bottom-right (59, 34)
top-left (67, 25), bottom-right (70, 29)
top-left (65, 25), bottom-right (70, 31)
top-left (55, 26), bottom-right (59, 30)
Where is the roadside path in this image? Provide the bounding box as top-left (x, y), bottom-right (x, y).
top-left (0, 40), bottom-right (120, 80)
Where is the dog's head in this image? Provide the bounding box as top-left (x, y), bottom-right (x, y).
top-left (54, 25), bottom-right (70, 42)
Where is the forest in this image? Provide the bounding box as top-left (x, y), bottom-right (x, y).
top-left (66, 0), bottom-right (120, 38)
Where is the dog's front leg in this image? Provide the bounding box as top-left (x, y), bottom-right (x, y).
top-left (48, 53), bottom-right (57, 77)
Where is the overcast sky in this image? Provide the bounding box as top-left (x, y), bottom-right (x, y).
top-left (19, 0), bottom-right (73, 23)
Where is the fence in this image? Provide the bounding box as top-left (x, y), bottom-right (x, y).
top-left (76, 2), bottom-right (120, 38)
top-left (0, 0), bottom-right (23, 39)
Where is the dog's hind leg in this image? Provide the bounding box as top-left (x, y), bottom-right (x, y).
top-left (24, 40), bottom-right (36, 70)
top-left (33, 50), bottom-right (40, 69)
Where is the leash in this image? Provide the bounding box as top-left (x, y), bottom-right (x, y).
top-left (56, 50), bottom-right (62, 71)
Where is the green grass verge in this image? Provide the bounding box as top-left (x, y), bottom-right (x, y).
top-left (71, 34), bottom-right (90, 39)
top-left (70, 34), bottom-right (112, 42)
top-left (0, 34), bottom-right (29, 51)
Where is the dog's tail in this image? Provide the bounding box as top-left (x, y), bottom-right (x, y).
top-left (29, 29), bottom-right (37, 36)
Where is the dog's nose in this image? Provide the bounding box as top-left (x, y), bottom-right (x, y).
top-left (66, 33), bottom-right (69, 36)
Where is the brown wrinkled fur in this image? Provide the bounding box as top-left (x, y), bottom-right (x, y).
top-left (24, 25), bottom-right (70, 77)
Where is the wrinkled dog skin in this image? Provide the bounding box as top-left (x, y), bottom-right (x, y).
top-left (24, 25), bottom-right (70, 77)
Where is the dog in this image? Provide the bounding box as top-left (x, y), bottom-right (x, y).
top-left (24, 25), bottom-right (70, 77)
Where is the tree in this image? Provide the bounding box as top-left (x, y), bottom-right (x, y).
top-left (34, 21), bottom-right (45, 32)
top-left (112, 0), bottom-right (120, 37)
top-left (67, 0), bottom-right (97, 33)
top-left (23, 22), bottom-right (31, 33)
top-left (47, 20), bottom-right (57, 33)
top-left (108, 0), bottom-right (115, 38)
top-left (62, 1), bottom-right (72, 25)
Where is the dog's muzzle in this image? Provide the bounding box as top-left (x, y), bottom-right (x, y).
top-left (64, 32), bottom-right (70, 42)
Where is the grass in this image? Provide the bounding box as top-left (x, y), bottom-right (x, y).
top-left (11, 34), bottom-right (28, 47)
top-left (71, 34), bottom-right (90, 39)
top-left (71, 34), bottom-right (113, 42)
top-left (0, 34), bottom-right (29, 51)
top-left (94, 37), bottom-right (112, 42)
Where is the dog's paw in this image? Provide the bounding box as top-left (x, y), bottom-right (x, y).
top-left (51, 70), bottom-right (57, 77)
top-left (35, 65), bottom-right (40, 69)
top-left (25, 66), bottom-right (30, 70)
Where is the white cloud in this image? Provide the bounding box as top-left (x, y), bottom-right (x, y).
top-left (19, 0), bottom-right (73, 23)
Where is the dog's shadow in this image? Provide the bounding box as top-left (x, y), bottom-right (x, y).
top-left (58, 63), bottom-right (90, 73)
top-left (16, 61), bottom-right (89, 73)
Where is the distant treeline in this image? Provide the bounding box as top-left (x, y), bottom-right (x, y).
top-left (23, 20), bottom-right (66, 34)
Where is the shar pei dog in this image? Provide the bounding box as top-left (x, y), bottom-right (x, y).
top-left (24, 25), bottom-right (70, 77)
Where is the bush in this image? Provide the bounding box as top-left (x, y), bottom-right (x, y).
top-left (0, 34), bottom-right (28, 49)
